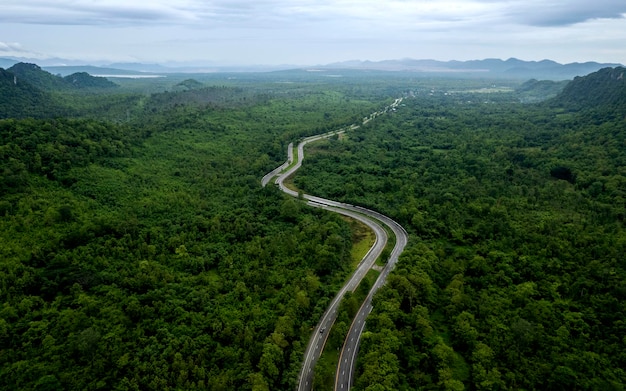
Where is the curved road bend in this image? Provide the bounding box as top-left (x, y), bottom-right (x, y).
top-left (262, 98), bottom-right (407, 391)
top-left (261, 142), bottom-right (294, 187)
top-left (335, 205), bottom-right (408, 391)
top-left (268, 131), bottom-right (388, 391)
top-left (295, 204), bottom-right (387, 391)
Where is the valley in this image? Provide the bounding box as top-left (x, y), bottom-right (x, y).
top-left (1, 62), bottom-right (625, 390)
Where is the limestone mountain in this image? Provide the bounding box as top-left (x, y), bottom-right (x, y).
top-left (0, 67), bottom-right (59, 118)
top-left (8, 62), bottom-right (116, 91)
top-left (63, 72), bottom-right (117, 89)
top-left (553, 66), bottom-right (626, 110)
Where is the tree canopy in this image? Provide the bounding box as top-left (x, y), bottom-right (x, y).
top-left (293, 76), bottom-right (626, 389)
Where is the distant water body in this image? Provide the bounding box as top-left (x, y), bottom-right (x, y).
top-left (93, 74), bottom-right (166, 79)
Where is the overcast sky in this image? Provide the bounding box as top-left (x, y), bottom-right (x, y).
top-left (1, 0), bottom-right (625, 66)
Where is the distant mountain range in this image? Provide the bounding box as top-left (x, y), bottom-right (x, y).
top-left (0, 56), bottom-right (622, 80)
top-left (322, 58), bottom-right (624, 80)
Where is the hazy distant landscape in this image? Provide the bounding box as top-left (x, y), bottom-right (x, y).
top-left (1, 55), bottom-right (622, 79)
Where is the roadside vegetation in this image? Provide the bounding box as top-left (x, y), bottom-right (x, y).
top-left (1, 62), bottom-right (624, 390)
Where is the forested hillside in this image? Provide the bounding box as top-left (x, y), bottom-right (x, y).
top-left (554, 66), bottom-right (626, 110)
top-left (515, 79), bottom-right (568, 103)
top-left (294, 69), bottom-right (626, 390)
top-left (63, 72), bottom-right (118, 89)
top-left (1, 64), bottom-right (120, 119)
top-left (8, 62), bottom-right (117, 91)
top-left (0, 74), bottom-right (380, 390)
top-left (0, 68), bottom-right (62, 118)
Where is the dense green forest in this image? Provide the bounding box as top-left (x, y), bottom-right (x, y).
top-left (294, 67), bottom-right (626, 390)
top-left (1, 62), bottom-right (624, 390)
top-left (0, 65), bottom-right (386, 390)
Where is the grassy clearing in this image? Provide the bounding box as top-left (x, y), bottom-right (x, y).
top-left (343, 217), bottom-right (376, 269)
top-left (376, 225), bottom-right (396, 267)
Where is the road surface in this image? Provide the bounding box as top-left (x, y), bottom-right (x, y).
top-left (261, 142), bottom-right (293, 187)
top-left (335, 205), bottom-right (408, 391)
top-left (262, 97), bottom-right (407, 391)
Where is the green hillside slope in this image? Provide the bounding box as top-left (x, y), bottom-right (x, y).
top-left (554, 66), bottom-right (626, 110)
top-left (8, 62), bottom-right (117, 91)
top-left (0, 68), bottom-right (60, 118)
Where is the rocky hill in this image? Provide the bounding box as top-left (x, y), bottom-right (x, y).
top-left (8, 62), bottom-right (117, 91)
top-left (1, 63), bottom-right (118, 118)
top-left (553, 66), bottom-right (626, 110)
top-left (63, 72), bottom-right (117, 88)
top-left (0, 68), bottom-right (59, 118)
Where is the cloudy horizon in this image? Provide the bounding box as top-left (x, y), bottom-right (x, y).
top-left (1, 0), bottom-right (625, 66)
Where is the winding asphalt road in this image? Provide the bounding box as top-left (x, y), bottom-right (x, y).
top-left (335, 205), bottom-right (407, 391)
top-left (262, 98), bottom-right (407, 391)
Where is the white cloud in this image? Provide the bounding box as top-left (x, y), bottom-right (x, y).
top-left (0, 41), bottom-right (24, 52)
top-left (0, 40), bottom-right (49, 60)
top-left (0, 0), bottom-right (197, 25)
top-left (0, 0), bottom-right (624, 65)
top-left (502, 0), bottom-right (626, 26)
top-left (3, 0), bottom-right (624, 28)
